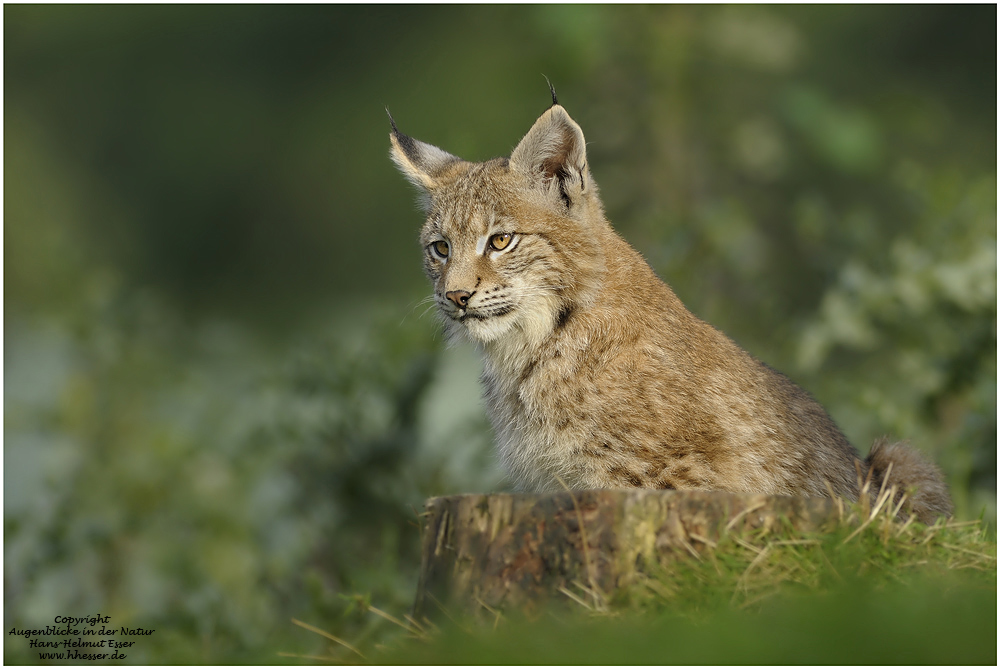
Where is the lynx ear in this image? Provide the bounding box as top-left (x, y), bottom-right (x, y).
top-left (510, 104), bottom-right (589, 208)
top-left (388, 110), bottom-right (462, 193)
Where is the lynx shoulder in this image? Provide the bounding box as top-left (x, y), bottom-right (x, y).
top-left (388, 96), bottom-right (952, 524)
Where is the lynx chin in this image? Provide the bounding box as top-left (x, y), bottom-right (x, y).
top-left (389, 91), bottom-right (952, 524)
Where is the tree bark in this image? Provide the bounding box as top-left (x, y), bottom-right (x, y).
top-left (413, 490), bottom-right (838, 620)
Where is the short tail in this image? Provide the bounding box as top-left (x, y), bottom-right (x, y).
top-left (864, 438), bottom-right (953, 524)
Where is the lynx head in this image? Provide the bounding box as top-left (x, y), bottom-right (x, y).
top-left (390, 101), bottom-right (606, 348)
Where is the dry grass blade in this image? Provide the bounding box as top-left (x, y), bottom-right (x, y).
top-left (940, 543), bottom-right (997, 562)
top-left (425, 591), bottom-right (464, 630)
top-left (816, 545), bottom-right (843, 582)
top-left (874, 462), bottom-right (894, 509)
top-left (941, 520), bottom-right (986, 529)
top-left (571, 579), bottom-right (609, 612)
top-left (732, 544), bottom-right (772, 603)
top-left (920, 524), bottom-right (944, 545)
top-left (894, 514), bottom-right (917, 539)
top-left (725, 502), bottom-right (766, 532)
top-left (732, 536), bottom-right (764, 555)
top-left (404, 613), bottom-right (428, 635)
top-left (736, 586), bottom-right (782, 610)
top-left (841, 518), bottom-right (872, 546)
top-left (952, 562), bottom-right (996, 573)
top-left (823, 480), bottom-right (846, 522)
top-left (842, 481), bottom-right (897, 545)
top-left (554, 474), bottom-right (603, 609)
top-left (854, 459), bottom-right (871, 518)
top-left (867, 480), bottom-right (894, 520)
top-left (899, 560), bottom-right (930, 568)
top-left (277, 650), bottom-right (342, 662)
top-left (474, 595), bottom-right (505, 630)
top-left (888, 489), bottom-right (908, 519)
top-left (688, 532), bottom-right (718, 548)
top-left (291, 618), bottom-right (366, 659)
top-left (368, 605), bottom-right (424, 637)
top-left (417, 614), bottom-right (440, 635)
top-left (559, 585), bottom-right (595, 611)
top-left (771, 539), bottom-right (821, 547)
top-left (680, 536), bottom-right (704, 561)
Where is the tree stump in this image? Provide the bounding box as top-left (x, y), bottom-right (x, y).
top-left (413, 490), bottom-right (838, 619)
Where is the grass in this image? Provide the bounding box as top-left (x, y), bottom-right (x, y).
top-left (289, 484), bottom-right (997, 665)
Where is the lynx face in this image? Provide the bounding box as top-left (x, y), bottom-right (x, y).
top-left (419, 175), bottom-right (574, 344)
top-left (392, 107), bottom-right (605, 349)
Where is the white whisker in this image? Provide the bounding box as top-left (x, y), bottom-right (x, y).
top-left (399, 294), bottom-right (439, 326)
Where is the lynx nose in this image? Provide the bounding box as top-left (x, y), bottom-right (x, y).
top-left (445, 290), bottom-right (472, 308)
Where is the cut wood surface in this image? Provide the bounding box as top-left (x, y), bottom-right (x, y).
top-left (413, 490), bottom-right (838, 619)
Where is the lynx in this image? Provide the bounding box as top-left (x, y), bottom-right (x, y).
top-left (389, 91), bottom-right (952, 524)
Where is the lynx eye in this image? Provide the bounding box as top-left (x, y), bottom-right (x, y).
top-left (431, 240), bottom-right (450, 259)
top-left (489, 233), bottom-right (513, 251)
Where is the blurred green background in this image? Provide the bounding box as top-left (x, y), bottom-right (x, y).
top-left (4, 4), bottom-right (995, 664)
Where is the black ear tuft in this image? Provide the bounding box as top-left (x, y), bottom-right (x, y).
top-left (385, 107), bottom-right (399, 134)
top-left (543, 75), bottom-right (559, 107)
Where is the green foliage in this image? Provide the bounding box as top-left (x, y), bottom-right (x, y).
top-left (370, 510), bottom-right (996, 665)
top-left (373, 575), bottom-right (996, 665)
top-left (4, 286), bottom-right (488, 663)
top-left (4, 5), bottom-right (995, 663)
